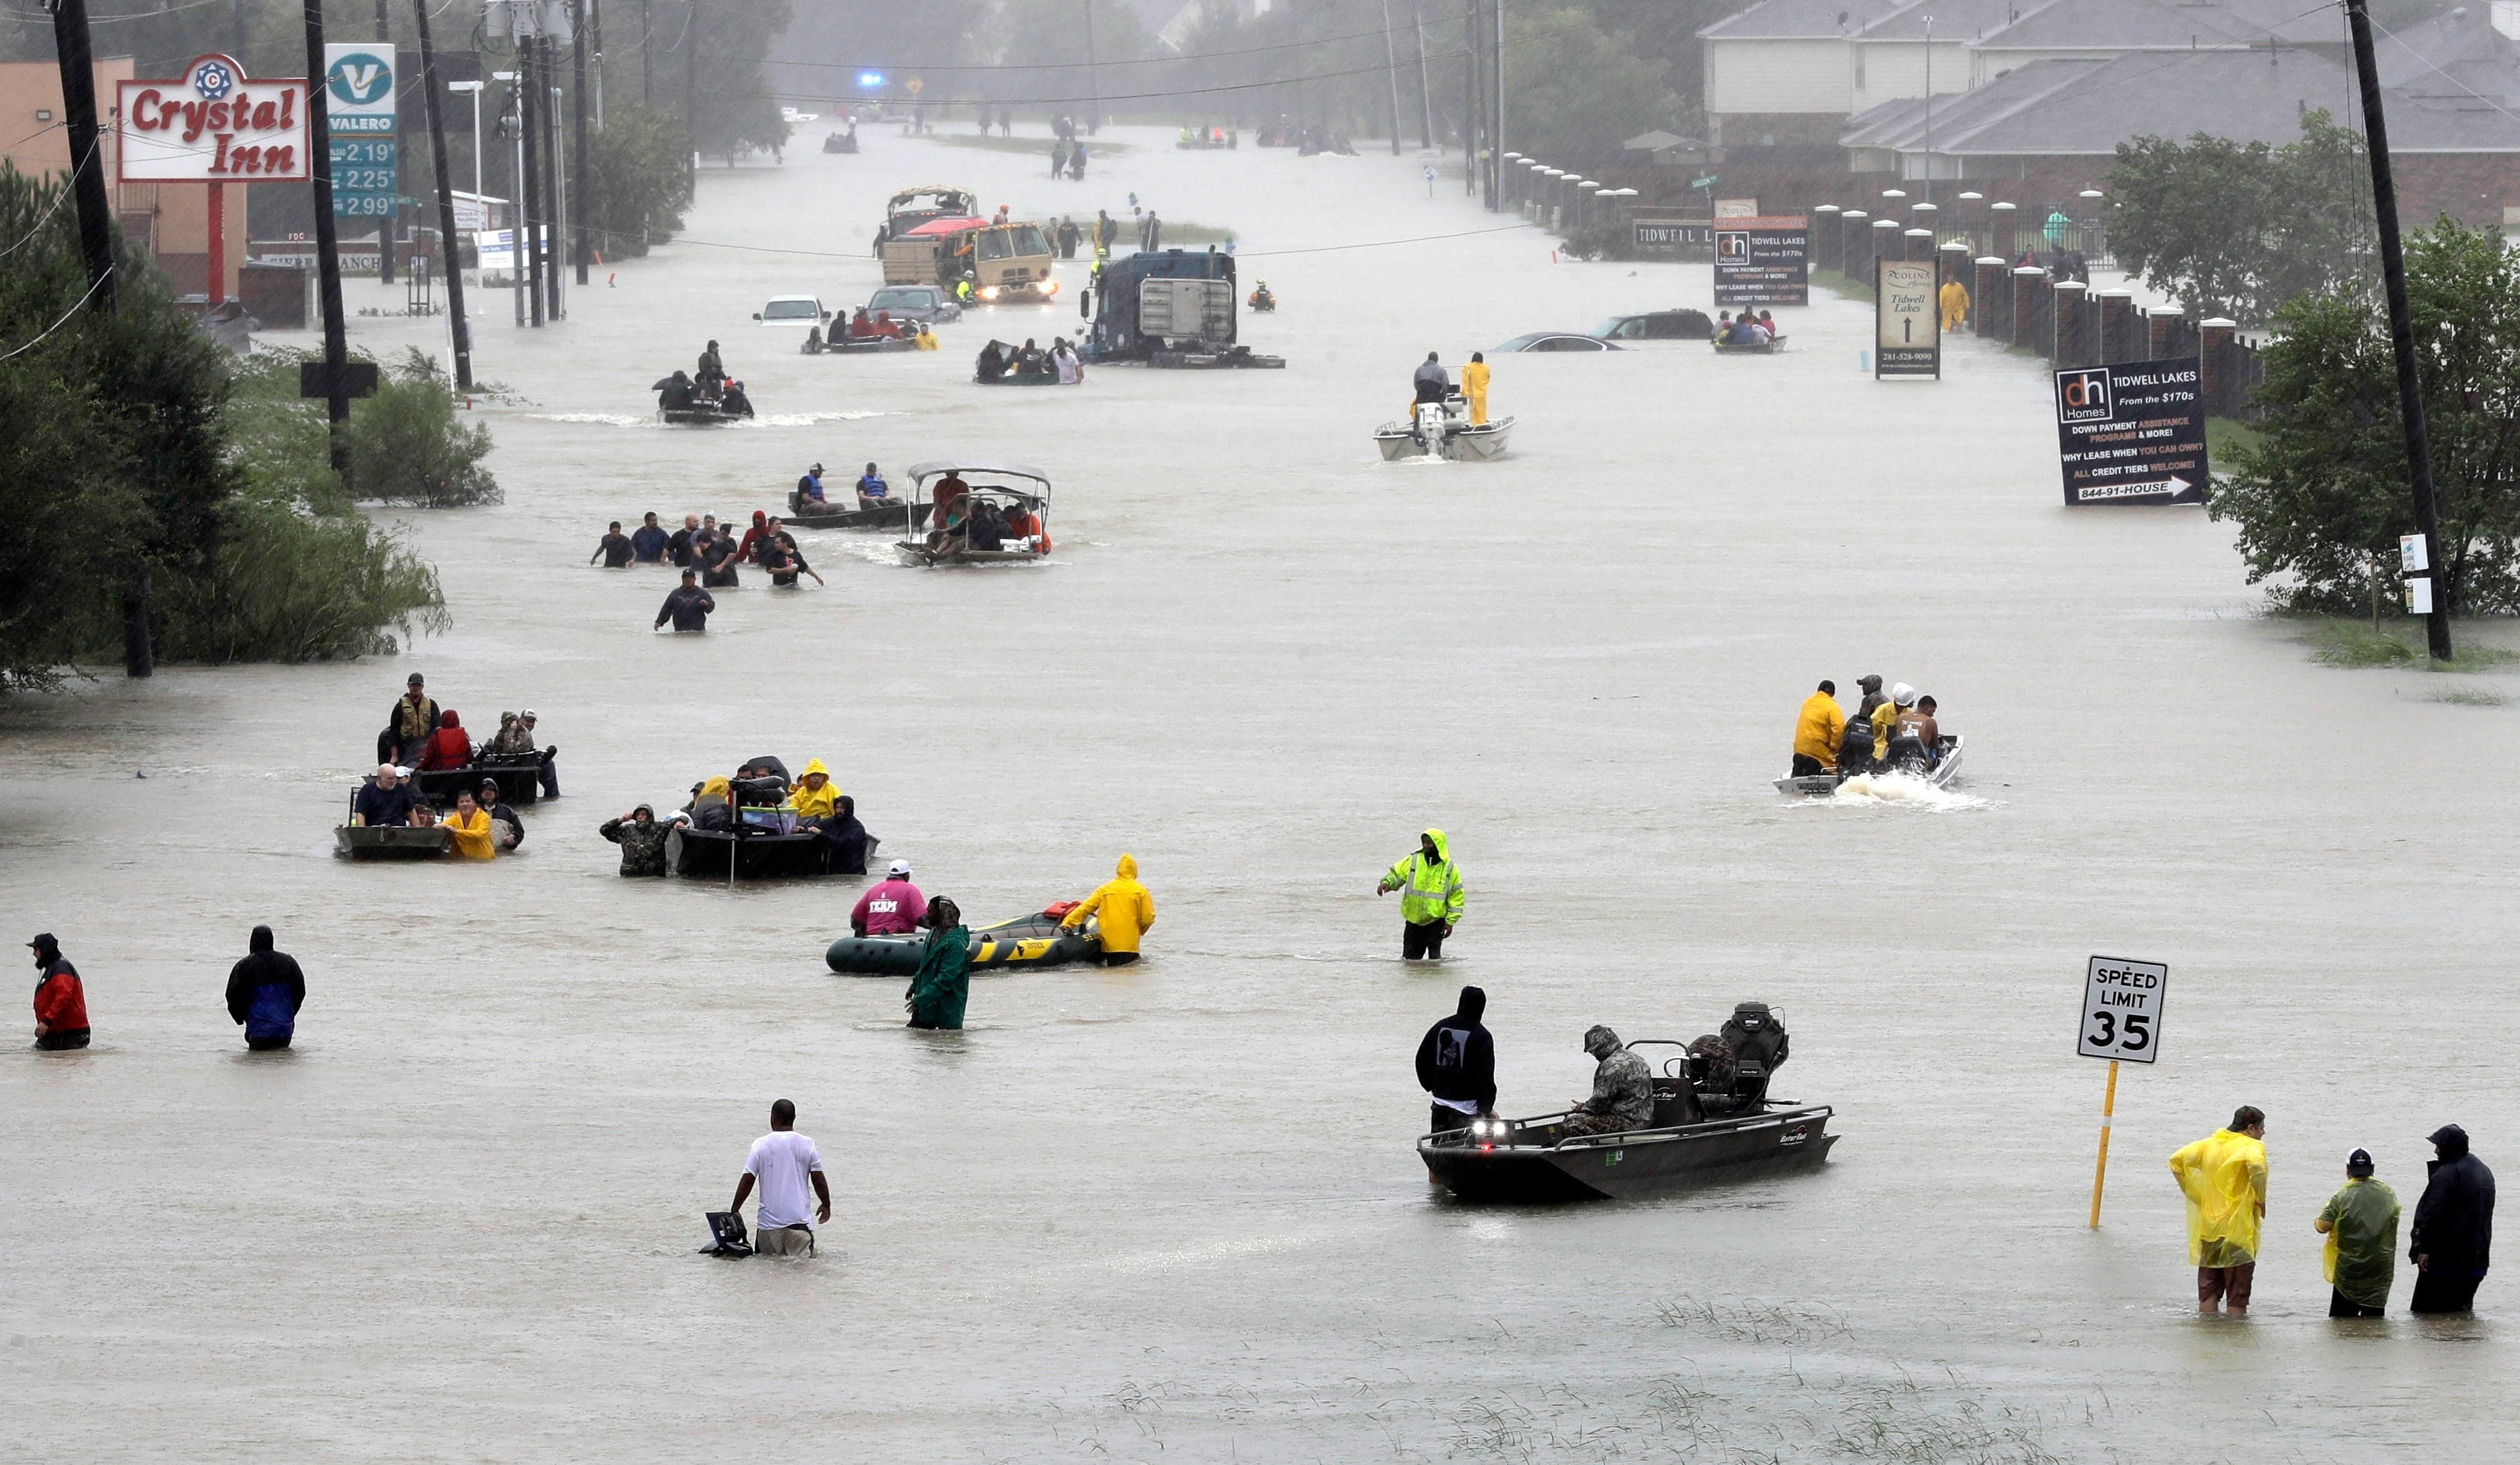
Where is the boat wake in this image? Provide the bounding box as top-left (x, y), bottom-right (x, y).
top-left (756, 410), bottom-right (899, 426)
top-left (1807, 772), bottom-right (1992, 812)
top-left (529, 412), bottom-right (647, 426)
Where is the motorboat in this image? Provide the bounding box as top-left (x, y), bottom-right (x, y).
top-left (1710, 335), bottom-right (1788, 355)
top-left (1375, 395), bottom-right (1513, 462)
top-left (1773, 734), bottom-right (1963, 797)
top-left (661, 396), bottom-right (754, 426)
top-left (895, 460), bottom-right (1054, 566)
top-left (784, 491), bottom-right (933, 531)
top-left (1419, 1037), bottom-right (1837, 1202)
top-left (1150, 343), bottom-right (1284, 370)
top-left (827, 909), bottom-right (1099, 976)
top-left (333, 824), bottom-right (450, 859)
top-left (804, 327), bottom-right (917, 355)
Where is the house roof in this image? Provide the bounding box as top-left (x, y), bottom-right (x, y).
top-left (2212, 0), bottom-right (2352, 46)
top-left (1854, 0), bottom-right (2022, 43)
top-left (1622, 129), bottom-right (1702, 150)
top-left (1839, 57), bottom-right (2103, 148)
top-left (2376, 4), bottom-right (2520, 103)
top-left (1700, 0), bottom-right (1909, 42)
top-left (1901, 46), bottom-right (2520, 155)
top-left (1969, 0), bottom-right (2252, 52)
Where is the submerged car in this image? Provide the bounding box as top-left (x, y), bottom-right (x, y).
top-left (754, 294), bottom-right (828, 327)
top-left (1492, 332), bottom-right (1621, 353)
top-left (862, 283), bottom-right (963, 324)
top-left (1593, 309), bottom-right (1714, 341)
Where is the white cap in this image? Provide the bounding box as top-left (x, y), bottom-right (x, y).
top-left (888, 859), bottom-right (912, 876)
top-left (1891, 683), bottom-right (1917, 707)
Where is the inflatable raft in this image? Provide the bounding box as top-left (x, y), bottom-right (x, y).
top-left (827, 910), bottom-right (1099, 976)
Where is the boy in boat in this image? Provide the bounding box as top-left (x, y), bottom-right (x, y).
top-left (1891, 694), bottom-right (1940, 770)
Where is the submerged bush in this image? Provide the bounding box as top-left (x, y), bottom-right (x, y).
top-left (153, 493), bottom-right (448, 663)
top-left (347, 348), bottom-right (500, 507)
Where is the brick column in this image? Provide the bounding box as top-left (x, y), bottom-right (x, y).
top-left (1989, 202), bottom-right (2018, 263)
top-left (1975, 257), bottom-right (2007, 338)
top-left (1812, 204), bottom-right (1841, 276)
top-left (2095, 290), bottom-right (2131, 362)
top-left (2198, 317), bottom-right (2237, 416)
top-left (2146, 307), bottom-right (2184, 359)
top-left (2010, 267), bottom-right (2044, 350)
top-left (1902, 226), bottom-right (1931, 261)
top-left (2053, 280), bottom-right (2087, 365)
top-left (1871, 219), bottom-right (1899, 285)
top-left (1835, 210), bottom-right (1867, 276)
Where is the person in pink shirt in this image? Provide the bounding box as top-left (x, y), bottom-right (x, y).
top-left (851, 861), bottom-right (928, 937)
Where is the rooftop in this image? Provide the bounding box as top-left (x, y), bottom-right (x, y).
top-left (1700, 0), bottom-right (1912, 43)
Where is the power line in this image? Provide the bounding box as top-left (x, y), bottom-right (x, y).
top-left (0, 265), bottom-right (114, 364)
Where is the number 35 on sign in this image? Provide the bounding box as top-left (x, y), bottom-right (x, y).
top-left (2080, 956), bottom-right (2167, 1062)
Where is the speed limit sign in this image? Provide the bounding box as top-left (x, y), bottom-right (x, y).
top-left (2078, 955), bottom-right (2167, 1063)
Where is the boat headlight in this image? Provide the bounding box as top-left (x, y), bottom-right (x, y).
top-left (979, 285), bottom-right (1001, 301)
top-left (1043, 281), bottom-right (1060, 296)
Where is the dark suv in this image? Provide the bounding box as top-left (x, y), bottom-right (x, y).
top-left (1593, 309), bottom-right (1716, 341)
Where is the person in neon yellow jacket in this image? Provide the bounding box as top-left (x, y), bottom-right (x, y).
top-left (1061, 853), bottom-right (1156, 967)
top-left (2169, 1104), bottom-right (2269, 1315)
top-left (1377, 828), bottom-right (1464, 961)
top-left (786, 758), bottom-right (841, 822)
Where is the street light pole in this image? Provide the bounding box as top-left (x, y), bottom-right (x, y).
top-left (1922, 14), bottom-right (1933, 209)
top-left (2346, 0), bottom-right (2452, 658)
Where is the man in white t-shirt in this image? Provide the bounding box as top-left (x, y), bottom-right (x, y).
top-left (729, 1099), bottom-right (831, 1257)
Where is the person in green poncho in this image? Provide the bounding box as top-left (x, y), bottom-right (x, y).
top-left (906, 898), bottom-right (971, 1030)
top-left (2315, 1147), bottom-right (2401, 1318)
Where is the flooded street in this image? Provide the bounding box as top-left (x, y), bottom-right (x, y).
top-left (7, 123), bottom-right (2518, 1461)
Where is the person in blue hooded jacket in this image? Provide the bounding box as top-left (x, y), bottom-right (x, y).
top-left (224, 925), bottom-right (306, 1052)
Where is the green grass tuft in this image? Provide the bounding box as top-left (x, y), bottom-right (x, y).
top-left (2306, 618), bottom-right (2518, 671)
top-left (2433, 688), bottom-right (2509, 707)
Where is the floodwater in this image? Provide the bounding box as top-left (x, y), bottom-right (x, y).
top-left (7, 123), bottom-right (2519, 1463)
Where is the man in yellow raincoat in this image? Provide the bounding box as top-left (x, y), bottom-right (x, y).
top-left (2169, 1105), bottom-right (2268, 1314)
top-left (1377, 829), bottom-right (1465, 961)
top-left (1938, 274), bottom-right (1969, 332)
top-left (1060, 853), bottom-right (1157, 966)
top-left (1791, 680), bottom-right (1847, 777)
top-left (787, 759), bottom-right (841, 822)
top-left (1462, 352), bottom-right (1492, 426)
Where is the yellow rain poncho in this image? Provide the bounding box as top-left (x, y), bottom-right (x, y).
top-left (1061, 853), bottom-right (1157, 953)
top-left (1793, 690), bottom-right (1847, 769)
top-left (788, 758), bottom-right (841, 820)
top-left (2169, 1129), bottom-right (2268, 1265)
top-left (1462, 359), bottom-right (1492, 426)
top-left (443, 807), bottom-right (498, 860)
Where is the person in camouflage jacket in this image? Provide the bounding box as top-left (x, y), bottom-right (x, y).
top-left (1564, 1024), bottom-right (1655, 1136)
top-left (599, 805), bottom-right (673, 876)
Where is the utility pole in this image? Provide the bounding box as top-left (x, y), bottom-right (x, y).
top-left (415, 0), bottom-right (471, 386)
top-left (589, 0), bottom-right (602, 126)
top-left (373, 0), bottom-right (396, 283)
top-left (2346, 0), bottom-right (2451, 659)
top-left (504, 73), bottom-right (523, 324)
top-left (1082, 0), bottom-right (1102, 134)
top-left (638, 0), bottom-right (651, 108)
top-left (1921, 14), bottom-right (1933, 209)
top-left (1488, 0), bottom-right (1502, 209)
top-left (46, 0), bottom-right (117, 312)
top-left (573, 0), bottom-right (589, 285)
top-left (1461, 0), bottom-right (1477, 196)
top-left (683, 0), bottom-right (697, 168)
top-left (1378, 0), bottom-right (1401, 155)
top-left (542, 52), bottom-right (563, 317)
top-left (1413, 0), bottom-right (1433, 151)
top-left (52, 0), bottom-right (144, 675)
top-left (519, 42), bottom-right (545, 324)
top-left (304, 0), bottom-right (353, 475)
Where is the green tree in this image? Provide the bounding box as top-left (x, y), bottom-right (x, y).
top-left (2105, 112), bottom-right (2374, 326)
top-left (691, 0), bottom-right (796, 161)
top-left (2218, 218), bottom-right (2520, 614)
top-left (584, 103), bottom-right (695, 256)
top-left (1503, 7), bottom-right (1680, 161)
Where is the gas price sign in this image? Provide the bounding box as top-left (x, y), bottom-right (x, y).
top-left (2078, 955), bottom-right (2167, 1063)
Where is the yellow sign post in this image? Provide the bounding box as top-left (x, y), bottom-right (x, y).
top-left (2089, 1058), bottom-right (2119, 1228)
top-left (2078, 955), bottom-right (2167, 1228)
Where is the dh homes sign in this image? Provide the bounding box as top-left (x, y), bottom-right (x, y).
top-left (119, 54), bottom-right (310, 181)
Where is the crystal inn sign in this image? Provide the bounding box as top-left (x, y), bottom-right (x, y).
top-left (119, 54), bottom-right (311, 181)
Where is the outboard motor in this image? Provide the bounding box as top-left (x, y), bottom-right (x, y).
top-left (1412, 400), bottom-right (1448, 453)
top-left (1837, 716), bottom-right (1876, 776)
top-left (1885, 730), bottom-right (1929, 776)
top-left (1720, 1002), bottom-right (1790, 1107)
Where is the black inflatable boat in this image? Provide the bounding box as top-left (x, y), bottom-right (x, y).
top-left (826, 910), bottom-right (1098, 976)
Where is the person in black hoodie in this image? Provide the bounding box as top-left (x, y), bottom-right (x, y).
top-left (1415, 985), bottom-right (1496, 1137)
top-left (224, 925), bottom-right (306, 1052)
top-left (2412, 1123), bottom-right (2495, 1313)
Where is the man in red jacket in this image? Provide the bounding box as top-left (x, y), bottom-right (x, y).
top-left (29, 933), bottom-right (88, 1050)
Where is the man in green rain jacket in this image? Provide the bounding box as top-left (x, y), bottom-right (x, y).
top-left (1377, 829), bottom-right (1465, 961)
top-left (2317, 1147), bottom-right (2400, 1317)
